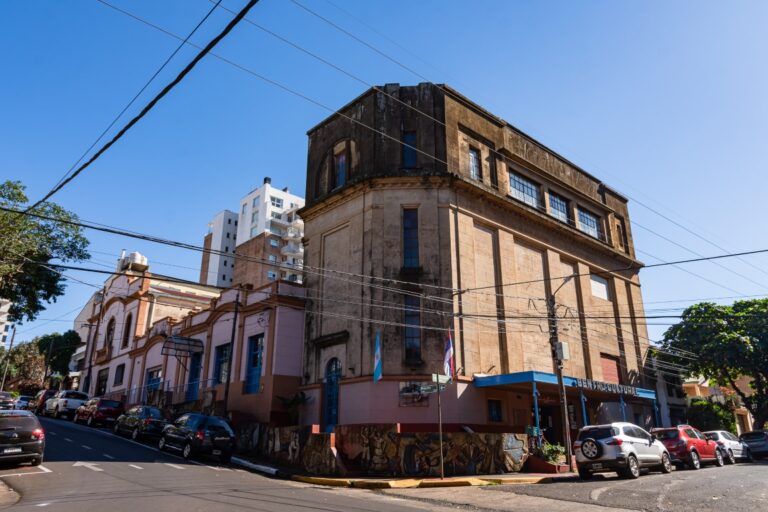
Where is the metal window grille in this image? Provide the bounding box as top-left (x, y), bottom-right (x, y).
top-left (509, 172), bottom-right (541, 208)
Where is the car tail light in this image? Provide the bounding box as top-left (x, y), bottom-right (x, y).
top-left (573, 441), bottom-right (582, 450)
top-left (143, 419), bottom-right (153, 426)
top-left (32, 428), bottom-right (45, 440)
top-left (195, 430), bottom-right (205, 441)
top-left (606, 438), bottom-right (623, 446)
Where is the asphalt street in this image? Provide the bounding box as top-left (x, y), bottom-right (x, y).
top-left (0, 417), bottom-right (452, 512)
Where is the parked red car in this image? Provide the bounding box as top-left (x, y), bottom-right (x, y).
top-left (73, 398), bottom-right (124, 427)
top-left (30, 389), bottom-right (56, 415)
top-left (651, 425), bottom-right (725, 469)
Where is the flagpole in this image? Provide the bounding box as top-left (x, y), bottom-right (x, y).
top-left (437, 376), bottom-right (444, 480)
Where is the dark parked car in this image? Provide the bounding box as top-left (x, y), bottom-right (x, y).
top-left (30, 389), bottom-right (56, 415)
top-left (739, 431), bottom-right (768, 459)
top-left (114, 406), bottom-right (167, 440)
top-left (0, 410), bottom-right (45, 466)
top-left (74, 398), bottom-right (124, 427)
top-left (0, 392), bottom-right (15, 410)
top-left (158, 413), bottom-right (235, 463)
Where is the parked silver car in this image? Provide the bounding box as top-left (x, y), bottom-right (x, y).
top-left (704, 430), bottom-right (752, 463)
top-left (575, 422), bottom-right (673, 479)
top-left (739, 431), bottom-right (768, 459)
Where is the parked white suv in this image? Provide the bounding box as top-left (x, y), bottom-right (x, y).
top-left (44, 390), bottom-right (89, 419)
top-left (575, 422), bottom-right (672, 479)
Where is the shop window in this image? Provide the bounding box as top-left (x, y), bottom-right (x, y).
top-left (488, 399), bottom-right (503, 422)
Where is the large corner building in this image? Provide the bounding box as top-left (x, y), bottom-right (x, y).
top-left (299, 83), bottom-right (662, 443)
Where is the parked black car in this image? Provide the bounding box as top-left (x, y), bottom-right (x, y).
top-left (0, 410), bottom-right (45, 466)
top-left (158, 413), bottom-right (235, 463)
top-left (113, 406), bottom-right (167, 440)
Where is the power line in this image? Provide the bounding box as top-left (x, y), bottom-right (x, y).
top-left (24, 0), bottom-right (261, 212)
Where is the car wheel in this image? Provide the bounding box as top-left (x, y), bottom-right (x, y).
top-left (158, 436), bottom-right (167, 451)
top-left (660, 452), bottom-right (672, 474)
top-left (714, 449), bottom-right (725, 467)
top-left (131, 428), bottom-right (140, 441)
top-left (31, 457), bottom-right (42, 467)
top-left (54, 407), bottom-right (60, 419)
top-left (72, 413), bottom-right (79, 423)
top-left (726, 449), bottom-right (735, 465)
top-left (578, 467), bottom-right (593, 480)
top-left (182, 443), bottom-right (192, 460)
top-left (688, 451), bottom-right (701, 470)
top-left (621, 455), bottom-right (640, 479)
top-left (580, 438), bottom-right (603, 460)
top-left (113, 422), bottom-right (121, 435)
top-left (86, 416), bottom-right (94, 428)
top-left (745, 449), bottom-right (753, 462)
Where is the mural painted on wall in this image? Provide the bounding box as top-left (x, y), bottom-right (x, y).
top-left (398, 382), bottom-right (430, 407)
top-left (335, 425), bottom-right (528, 477)
top-left (237, 422), bottom-right (528, 477)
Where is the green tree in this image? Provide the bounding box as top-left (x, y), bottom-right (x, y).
top-left (36, 330), bottom-right (81, 379)
top-left (0, 180), bottom-right (89, 323)
top-left (686, 398), bottom-right (736, 433)
top-left (6, 342), bottom-right (45, 393)
top-left (661, 300), bottom-right (768, 430)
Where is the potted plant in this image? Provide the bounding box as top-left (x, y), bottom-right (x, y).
top-left (526, 442), bottom-right (571, 473)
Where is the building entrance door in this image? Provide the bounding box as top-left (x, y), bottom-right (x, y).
top-left (186, 352), bottom-right (202, 401)
top-left (323, 358), bottom-right (341, 433)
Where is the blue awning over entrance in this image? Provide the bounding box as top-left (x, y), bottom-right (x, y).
top-left (473, 370), bottom-right (657, 400)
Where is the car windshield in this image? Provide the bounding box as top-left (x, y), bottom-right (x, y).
top-left (0, 414), bottom-right (39, 430)
top-left (653, 430), bottom-right (680, 440)
top-left (64, 392), bottom-right (88, 400)
top-left (741, 432), bottom-right (766, 441)
top-left (146, 408), bottom-right (164, 419)
top-left (578, 427), bottom-right (618, 440)
top-left (704, 432), bottom-right (719, 440)
top-left (206, 418), bottom-right (234, 436)
top-left (99, 400), bottom-right (122, 408)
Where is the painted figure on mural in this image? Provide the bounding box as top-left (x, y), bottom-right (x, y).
top-left (288, 430), bottom-right (301, 463)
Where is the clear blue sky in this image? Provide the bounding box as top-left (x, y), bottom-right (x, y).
top-left (3, 0), bottom-right (767, 345)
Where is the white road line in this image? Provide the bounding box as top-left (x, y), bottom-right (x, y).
top-left (205, 465), bottom-right (231, 471)
top-left (48, 432), bottom-right (57, 436)
top-left (38, 466), bottom-right (52, 473)
top-left (63, 438), bottom-right (73, 443)
top-left (81, 445), bottom-right (92, 450)
top-left (129, 464), bottom-right (143, 470)
top-left (164, 463), bottom-right (185, 470)
top-left (103, 454), bottom-right (115, 460)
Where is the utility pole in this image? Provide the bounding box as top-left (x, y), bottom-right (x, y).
top-left (80, 323), bottom-right (95, 393)
top-left (222, 291), bottom-right (240, 419)
top-left (547, 294), bottom-right (573, 468)
top-left (42, 336), bottom-right (55, 388)
top-left (1, 327), bottom-right (16, 392)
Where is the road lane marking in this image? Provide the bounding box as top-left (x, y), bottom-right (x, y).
top-left (48, 432), bottom-right (57, 436)
top-left (206, 465), bottom-right (231, 471)
top-left (72, 461), bottom-right (103, 472)
top-left (39, 466), bottom-right (52, 473)
top-left (164, 463), bottom-right (185, 470)
top-left (81, 445), bottom-right (92, 450)
top-left (129, 464), bottom-right (143, 470)
top-left (0, 466), bottom-right (52, 478)
top-left (64, 438), bottom-right (73, 443)
top-left (103, 454), bottom-right (115, 459)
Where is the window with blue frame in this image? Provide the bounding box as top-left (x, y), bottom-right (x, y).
top-left (402, 131), bottom-right (417, 168)
top-left (333, 151), bottom-right (347, 189)
top-left (244, 334), bottom-right (264, 394)
top-left (509, 172), bottom-right (541, 209)
top-left (578, 208), bottom-right (601, 239)
top-left (402, 209), bottom-right (419, 268)
top-left (548, 192), bottom-right (569, 223)
top-left (213, 343), bottom-right (232, 384)
top-left (469, 147), bottom-right (482, 180)
top-left (404, 295), bottom-right (421, 362)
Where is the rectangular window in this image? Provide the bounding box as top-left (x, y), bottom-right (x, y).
top-left (402, 208), bottom-right (419, 268)
top-left (488, 399), bottom-right (503, 422)
top-left (271, 212), bottom-right (282, 220)
top-left (268, 255), bottom-right (278, 263)
top-left (333, 152), bottom-right (347, 189)
top-left (266, 271), bottom-right (277, 281)
top-left (404, 295), bottom-right (421, 362)
top-left (251, 210), bottom-right (259, 223)
top-left (252, 196), bottom-right (260, 208)
top-left (590, 274), bottom-right (610, 300)
top-left (241, 203), bottom-right (247, 214)
top-left (469, 147), bottom-right (482, 180)
top-left (548, 192), bottom-right (569, 223)
top-left (113, 364), bottom-right (125, 386)
top-left (250, 226), bottom-right (260, 238)
top-left (600, 353), bottom-right (621, 384)
top-left (270, 196), bottom-right (283, 208)
top-left (509, 172), bottom-right (541, 208)
top-left (578, 208), bottom-right (601, 239)
top-left (214, 344), bottom-right (232, 384)
top-left (96, 368), bottom-right (109, 396)
top-left (244, 334), bottom-right (264, 394)
top-left (402, 130), bottom-right (417, 168)
top-left (269, 239), bottom-right (279, 248)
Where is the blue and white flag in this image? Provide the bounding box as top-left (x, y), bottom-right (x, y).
top-left (373, 331), bottom-right (383, 382)
top-left (444, 330), bottom-right (455, 383)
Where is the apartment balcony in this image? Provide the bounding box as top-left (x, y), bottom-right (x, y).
top-left (93, 345), bottom-right (112, 365)
top-left (281, 243), bottom-right (304, 257)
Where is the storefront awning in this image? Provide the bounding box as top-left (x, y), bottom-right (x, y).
top-left (473, 370), bottom-right (657, 400)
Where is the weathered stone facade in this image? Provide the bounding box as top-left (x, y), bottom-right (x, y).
top-left (298, 84), bottom-right (654, 438)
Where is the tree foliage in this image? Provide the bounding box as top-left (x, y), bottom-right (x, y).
top-left (661, 300), bottom-right (768, 429)
top-left (686, 397), bottom-right (736, 433)
top-left (1, 341), bottom-right (45, 394)
top-left (36, 330), bottom-right (80, 378)
top-left (0, 180), bottom-right (89, 323)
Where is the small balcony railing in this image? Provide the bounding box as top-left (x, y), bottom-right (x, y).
top-left (93, 346), bottom-right (112, 365)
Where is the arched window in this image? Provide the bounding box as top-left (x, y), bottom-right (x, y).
top-left (121, 314), bottom-right (133, 349)
top-left (105, 318), bottom-right (116, 347)
top-left (314, 139), bottom-right (358, 198)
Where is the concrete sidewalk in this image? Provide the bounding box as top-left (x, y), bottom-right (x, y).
top-left (231, 456), bottom-right (576, 488)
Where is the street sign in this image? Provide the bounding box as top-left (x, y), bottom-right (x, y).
top-left (432, 373), bottom-right (451, 384)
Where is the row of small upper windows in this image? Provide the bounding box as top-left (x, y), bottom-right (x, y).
top-left (242, 195), bottom-right (293, 214)
top-left (226, 218), bottom-right (238, 226)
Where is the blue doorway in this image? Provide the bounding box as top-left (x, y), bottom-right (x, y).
top-left (323, 358), bottom-right (341, 433)
top-left (185, 352), bottom-right (202, 401)
top-left (245, 334), bottom-right (264, 394)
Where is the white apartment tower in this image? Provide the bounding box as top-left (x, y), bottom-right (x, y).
top-left (236, 177), bottom-right (305, 283)
top-left (0, 301), bottom-right (13, 349)
top-left (200, 210), bottom-right (239, 288)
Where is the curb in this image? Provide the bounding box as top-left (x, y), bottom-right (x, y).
top-left (291, 475), bottom-right (353, 487)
